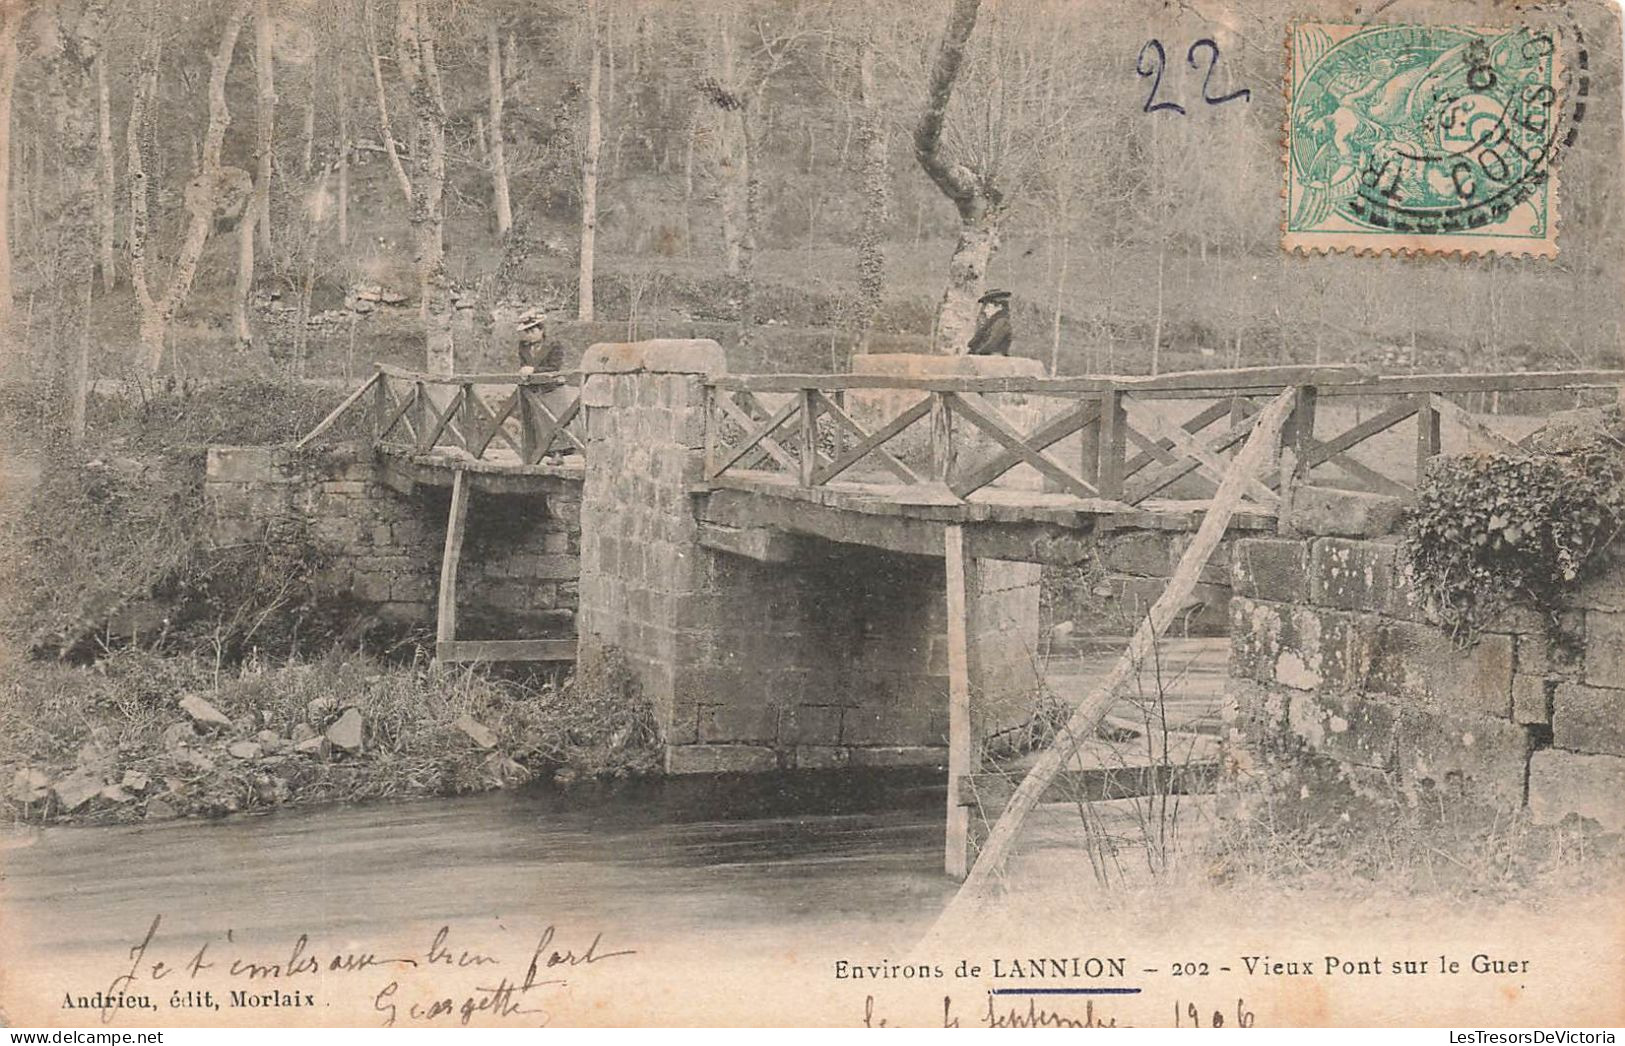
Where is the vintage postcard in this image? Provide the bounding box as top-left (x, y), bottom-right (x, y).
top-left (1, 0), bottom-right (1623, 1032)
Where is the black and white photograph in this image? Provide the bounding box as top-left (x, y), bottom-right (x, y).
top-left (0, 0), bottom-right (1622, 1030)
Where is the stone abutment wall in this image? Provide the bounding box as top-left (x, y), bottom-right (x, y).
top-left (1227, 487), bottom-right (1625, 830)
top-left (204, 445), bottom-right (582, 639)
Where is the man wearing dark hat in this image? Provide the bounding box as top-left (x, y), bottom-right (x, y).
top-left (967, 289), bottom-right (1012, 356)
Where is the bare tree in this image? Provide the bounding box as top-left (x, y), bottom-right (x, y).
top-left (696, 4), bottom-right (816, 331)
top-left (336, 59), bottom-right (349, 246)
top-left (913, 0), bottom-right (993, 354)
top-left (33, 0), bottom-right (110, 434)
top-left (578, 0), bottom-right (602, 321)
top-left (486, 14), bottom-right (512, 239)
top-left (854, 32), bottom-right (888, 339)
top-left (127, 0), bottom-right (250, 373)
top-left (364, 0), bottom-right (412, 207)
top-left (708, 15), bottom-right (748, 279)
top-left (93, 44), bottom-right (114, 292)
top-left (0, 1), bottom-right (21, 353)
top-left (233, 189), bottom-right (254, 347)
top-left (872, 0), bottom-right (1096, 356)
top-left (227, 0), bottom-right (277, 349)
top-left (252, 0), bottom-right (276, 253)
top-left (1044, 137), bottom-right (1074, 376)
top-left (396, 0), bottom-right (452, 375)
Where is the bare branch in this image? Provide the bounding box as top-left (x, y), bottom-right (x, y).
top-left (913, 0), bottom-right (982, 206)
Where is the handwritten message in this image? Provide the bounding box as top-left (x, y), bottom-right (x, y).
top-left (68, 915), bottom-right (633, 1027)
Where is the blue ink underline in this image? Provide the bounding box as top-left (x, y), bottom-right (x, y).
top-left (990, 987), bottom-right (1143, 996)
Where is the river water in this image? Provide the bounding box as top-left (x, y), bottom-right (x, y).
top-left (2, 641), bottom-right (1231, 961)
top-left (0, 770), bottom-right (982, 1025)
top-left (11, 638), bottom-right (1616, 1027)
top-left (2, 769), bottom-right (955, 951)
top-left (0, 645), bottom-right (1230, 1026)
top-left (5, 755), bottom-right (1621, 1027)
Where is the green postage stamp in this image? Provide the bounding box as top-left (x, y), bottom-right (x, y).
top-left (1284, 22), bottom-right (1567, 257)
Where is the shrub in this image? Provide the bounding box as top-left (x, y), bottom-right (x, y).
top-left (0, 377), bottom-right (354, 459)
top-left (1401, 414), bottom-right (1625, 639)
top-left (0, 452), bottom-right (345, 661)
top-left (0, 379), bottom-right (361, 661)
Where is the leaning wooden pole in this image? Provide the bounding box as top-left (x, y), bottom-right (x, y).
top-left (436, 469), bottom-right (471, 659)
top-left (924, 386), bottom-right (1299, 939)
top-left (944, 524), bottom-right (974, 879)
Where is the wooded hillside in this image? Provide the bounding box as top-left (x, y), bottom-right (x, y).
top-left (2, 0), bottom-right (1621, 424)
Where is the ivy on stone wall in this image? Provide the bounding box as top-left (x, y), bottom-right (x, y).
top-left (1401, 411), bottom-right (1625, 640)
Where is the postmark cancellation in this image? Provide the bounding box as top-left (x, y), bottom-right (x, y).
top-left (1283, 22), bottom-right (1569, 258)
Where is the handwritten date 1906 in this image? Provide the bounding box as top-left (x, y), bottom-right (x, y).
top-left (1176, 997), bottom-right (1257, 1027)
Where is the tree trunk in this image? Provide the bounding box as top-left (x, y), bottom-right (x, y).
top-left (301, 85), bottom-right (314, 177)
top-left (681, 109), bottom-right (695, 255)
top-left (94, 50), bottom-right (115, 292)
top-left (604, 0), bottom-right (615, 128)
top-left (29, 126), bottom-right (43, 237)
top-left (129, 0), bottom-right (248, 373)
top-left (486, 17), bottom-right (512, 238)
top-left (126, 21), bottom-right (157, 347)
top-left (398, 0), bottom-right (451, 375)
top-left (577, 0), bottom-right (601, 322)
top-left (1151, 237), bottom-right (1165, 375)
top-left (69, 278), bottom-right (91, 445)
top-left (253, 0), bottom-right (275, 256)
top-left (336, 66), bottom-right (349, 246)
top-left (936, 206), bottom-right (998, 352)
top-left (0, 6), bottom-right (20, 352)
top-left (737, 89), bottom-right (761, 334)
top-left (854, 35), bottom-right (887, 338)
top-left (365, 0), bottom-right (412, 207)
top-left (1050, 235), bottom-right (1068, 376)
top-left (234, 200), bottom-right (254, 346)
top-left (913, 0), bottom-right (997, 354)
top-left (715, 19), bottom-right (744, 279)
top-left (1049, 138), bottom-right (1073, 376)
top-left (37, 0), bottom-right (109, 388)
top-left (295, 162), bottom-right (333, 380)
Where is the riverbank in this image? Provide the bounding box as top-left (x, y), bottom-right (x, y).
top-left (0, 648), bottom-right (659, 826)
top-left (0, 379), bottom-right (659, 826)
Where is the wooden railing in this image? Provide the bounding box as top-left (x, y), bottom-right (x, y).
top-left (298, 364), bottom-right (585, 465)
top-left (702, 366), bottom-right (1625, 509)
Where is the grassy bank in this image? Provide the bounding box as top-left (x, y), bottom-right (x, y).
top-left (1, 647), bottom-right (659, 826)
top-left (0, 379), bottom-right (662, 827)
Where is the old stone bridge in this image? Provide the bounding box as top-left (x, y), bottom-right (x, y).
top-left (206, 340), bottom-right (1625, 870)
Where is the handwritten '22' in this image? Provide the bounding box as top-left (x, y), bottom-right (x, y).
top-left (1137, 39), bottom-right (1251, 115)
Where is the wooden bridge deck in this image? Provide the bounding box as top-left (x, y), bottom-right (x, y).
top-left (702, 467), bottom-right (1278, 530)
top-left (299, 362), bottom-right (1623, 539)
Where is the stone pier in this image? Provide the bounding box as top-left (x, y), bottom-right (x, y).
top-left (574, 339), bottom-right (1042, 772)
